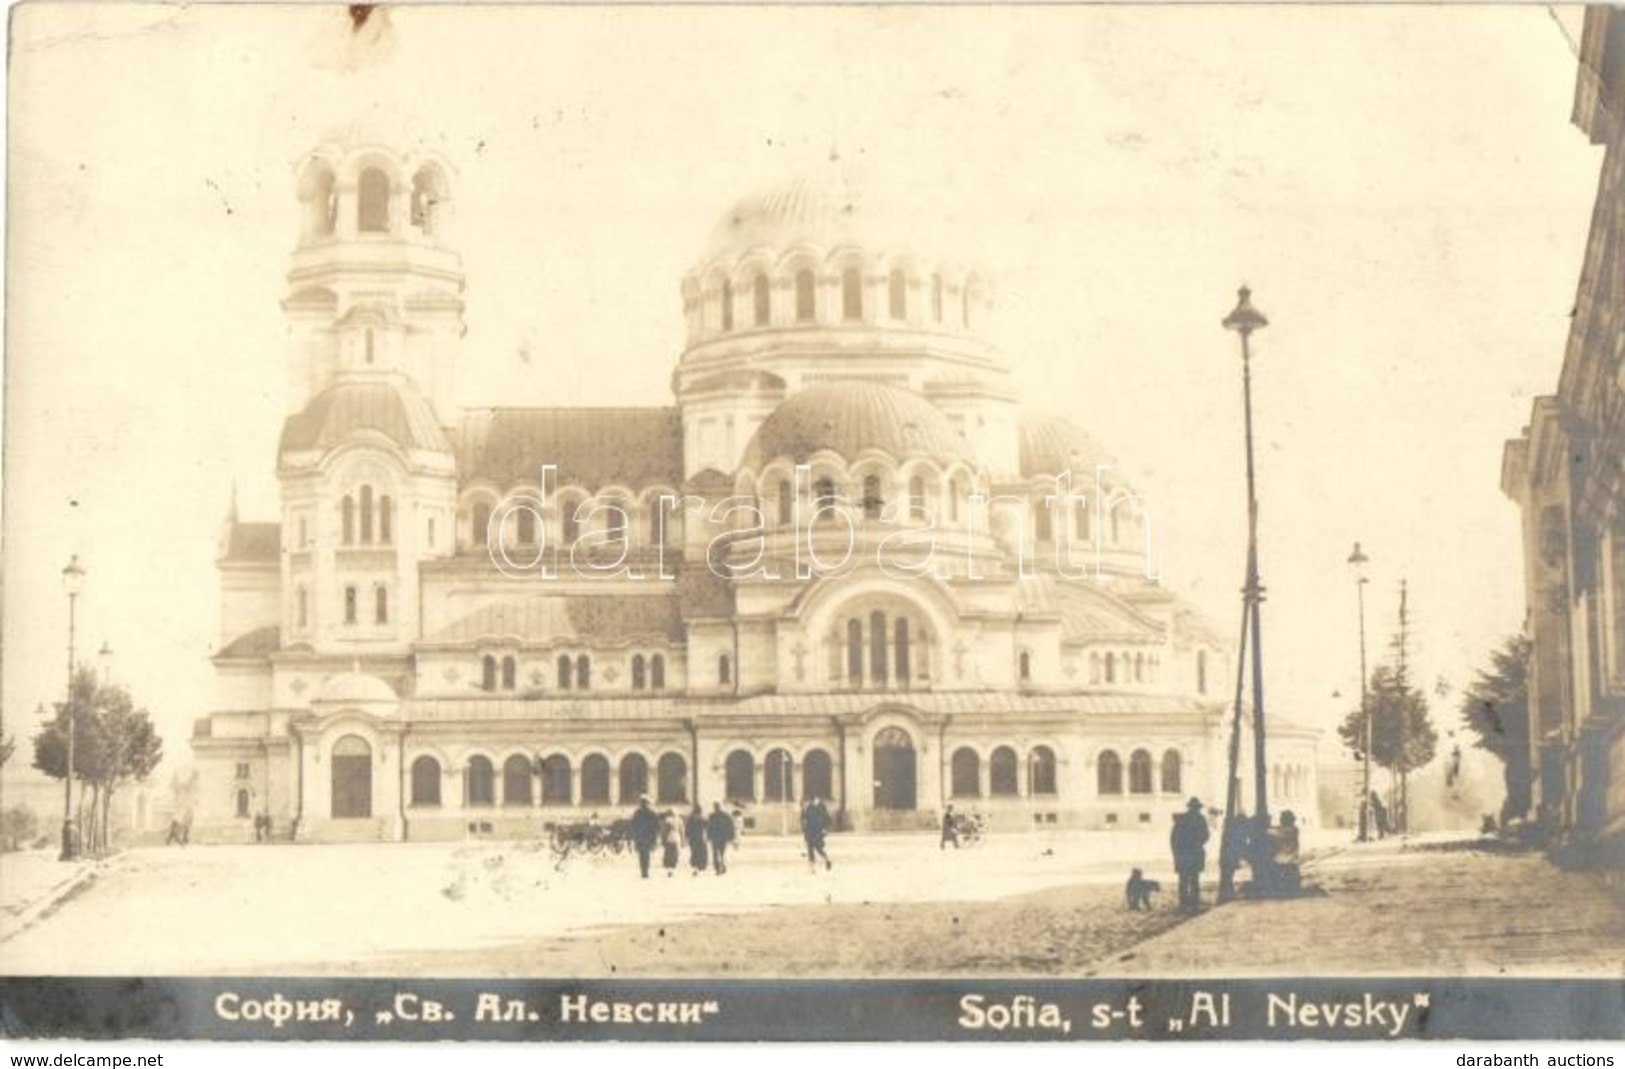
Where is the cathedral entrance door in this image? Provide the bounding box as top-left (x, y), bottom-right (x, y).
top-left (871, 727), bottom-right (917, 811)
top-left (330, 735), bottom-right (373, 819)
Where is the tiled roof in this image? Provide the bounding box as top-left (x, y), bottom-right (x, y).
top-left (1018, 409), bottom-right (1120, 479)
top-left (457, 407), bottom-right (683, 490)
top-left (221, 524), bottom-right (280, 563)
top-left (279, 379), bottom-right (452, 456)
top-left (1017, 575), bottom-right (1163, 640)
top-left (426, 594), bottom-right (684, 647)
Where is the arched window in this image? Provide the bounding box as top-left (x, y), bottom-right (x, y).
top-left (951, 747), bottom-right (980, 798)
top-left (888, 269), bottom-right (906, 320)
top-left (618, 753), bottom-right (649, 804)
top-left (357, 168), bottom-right (391, 233)
top-left (862, 475), bottom-right (883, 520)
top-left (1134, 653), bottom-right (1145, 683)
top-left (562, 500), bottom-right (581, 543)
top-left (990, 746), bottom-right (1018, 797)
top-left (296, 587), bottom-right (308, 630)
top-left (379, 496), bottom-right (392, 544)
top-left (778, 480), bottom-right (794, 527)
top-left (1196, 650), bottom-right (1208, 694)
top-left (657, 753), bottom-right (688, 805)
top-left (517, 507), bottom-right (536, 545)
top-left (359, 486), bottom-right (374, 544)
top-left (632, 654), bottom-right (647, 691)
top-left (720, 279), bottom-right (734, 332)
top-left (1097, 750), bottom-right (1123, 795)
top-left (541, 755), bottom-right (571, 805)
top-left (606, 503), bottom-right (627, 546)
top-left (764, 748), bottom-right (794, 803)
top-left (501, 655), bottom-right (517, 691)
top-left (870, 610), bottom-right (888, 685)
top-left (472, 502), bottom-right (492, 549)
top-left (1019, 650), bottom-right (1032, 682)
top-left (1030, 746), bottom-right (1057, 796)
top-left (803, 749), bottom-right (834, 803)
top-left (344, 586), bottom-right (358, 625)
top-left (648, 501), bottom-right (665, 546)
top-left (842, 266), bottom-right (862, 321)
top-left (724, 750), bottom-right (755, 801)
top-left (1075, 497), bottom-right (1089, 542)
top-left (1105, 652), bottom-right (1117, 684)
top-left (813, 477), bottom-right (837, 511)
top-left (482, 655), bottom-right (497, 692)
top-left (503, 754), bottom-right (533, 806)
top-left (556, 654), bottom-right (572, 690)
top-left (576, 654), bottom-right (592, 690)
top-left (580, 754), bottom-right (611, 805)
top-left (236, 789), bottom-right (251, 818)
top-left (846, 619), bottom-right (863, 685)
top-left (718, 653), bottom-right (732, 686)
top-left (895, 617), bottom-right (912, 687)
top-left (794, 269), bottom-right (816, 322)
top-left (753, 274), bottom-right (771, 326)
top-left (411, 756), bottom-right (441, 806)
top-left (410, 167), bottom-right (441, 235)
top-left (651, 654), bottom-right (666, 690)
top-left (931, 274), bottom-right (944, 322)
top-left (908, 476), bottom-right (926, 521)
top-left (466, 756), bottom-right (495, 806)
top-left (1129, 749), bottom-right (1154, 795)
top-left (375, 586), bottom-right (389, 625)
top-left (1034, 499), bottom-right (1052, 543)
top-left (1089, 652), bottom-right (1102, 684)
top-left (949, 477), bottom-right (963, 523)
top-left (1162, 749), bottom-right (1182, 795)
top-left (341, 496), bottom-right (355, 545)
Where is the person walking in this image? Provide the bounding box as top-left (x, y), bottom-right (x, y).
top-left (706, 802), bottom-right (736, 875)
top-left (629, 796), bottom-right (660, 879)
top-left (684, 805), bottom-right (709, 876)
top-left (1370, 791), bottom-right (1390, 840)
top-left (801, 797), bottom-right (833, 871)
top-left (659, 809), bottom-right (682, 877)
top-left (940, 804), bottom-right (960, 850)
top-left (1170, 796), bottom-right (1210, 913)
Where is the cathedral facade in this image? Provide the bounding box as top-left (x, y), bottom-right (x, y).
top-left (191, 129), bottom-right (1320, 843)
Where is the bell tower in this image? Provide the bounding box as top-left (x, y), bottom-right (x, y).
top-left (284, 127), bottom-right (465, 425)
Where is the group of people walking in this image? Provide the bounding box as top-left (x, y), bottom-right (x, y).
top-left (628, 799), bottom-right (739, 878)
top-left (624, 796), bottom-right (836, 878)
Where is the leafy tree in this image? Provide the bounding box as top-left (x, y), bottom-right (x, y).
top-left (31, 667), bottom-right (163, 854)
top-left (1338, 663), bottom-right (1439, 828)
top-left (0, 806), bottom-right (39, 852)
top-left (1459, 634), bottom-right (1532, 821)
top-left (0, 733), bottom-right (13, 767)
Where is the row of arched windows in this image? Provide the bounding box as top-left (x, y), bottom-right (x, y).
top-left (760, 474), bottom-right (973, 528)
top-left (950, 746), bottom-right (1058, 798)
top-left (409, 752), bottom-right (690, 808)
top-left (340, 486), bottom-right (392, 547)
top-left (1097, 748), bottom-right (1183, 796)
top-left (300, 160), bottom-right (450, 243)
top-left (721, 748), bottom-right (835, 803)
top-left (471, 652), bottom-right (680, 694)
top-left (468, 498), bottom-right (669, 554)
top-left (1031, 495), bottom-right (1142, 546)
top-left (1271, 763), bottom-right (1311, 800)
top-left (833, 612), bottom-right (926, 689)
top-left (699, 264), bottom-right (983, 338)
top-left (1090, 651), bottom-right (1161, 686)
top-left (340, 584), bottom-right (388, 627)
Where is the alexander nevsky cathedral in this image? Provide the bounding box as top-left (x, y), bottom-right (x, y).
top-left (191, 128), bottom-right (1320, 843)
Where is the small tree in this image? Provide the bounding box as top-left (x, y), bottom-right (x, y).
top-left (1459, 634), bottom-right (1532, 822)
top-left (1338, 663), bottom-right (1439, 828)
top-left (32, 667), bottom-right (163, 854)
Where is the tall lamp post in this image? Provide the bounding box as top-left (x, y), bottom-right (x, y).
top-left (1222, 286), bottom-right (1272, 825)
top-left (59, 555), bottom-right (85, 861)
top-left (1348, 542), bottom-right (1372, 841)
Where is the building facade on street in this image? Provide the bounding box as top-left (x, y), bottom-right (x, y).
top-left (1502, 6), bottom-right (1625, 867)
top-left (191, 128), bottom-right (1319, 842)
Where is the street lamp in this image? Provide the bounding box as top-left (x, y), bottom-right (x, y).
top-left (59, 555), bottom-right (85, 861)
top-left (1348, 542), bottom-right (1372, 842)
top-left (1222, 286), bottom-right (1272, 825)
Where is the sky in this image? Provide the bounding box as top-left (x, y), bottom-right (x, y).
top-left (0, 3), bottom-right (1604, 788)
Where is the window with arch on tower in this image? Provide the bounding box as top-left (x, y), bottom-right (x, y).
top-left (651, 653), bottom-right (666, 690)
top-left (862, 475), bottom-right (884, 520)
top-left (888, 269), bottom-right (906, 320)
top-left (794, 270), bottom-right (816, 323)
top-left (842, 267), bottom-right (863, 321)
top-left (472, 502), bottom-right (492, 551)
top-left (483, 655), bottom-right (498, 692)
top-left (753, 274), bottom-right (771, 326)
top-left (931, 275), bottom-right (944, 323)
top-left (720, 279), bottom-right (734, 332)
top-left (908, 476), bottom-right (926, 521)
top-left (501, 655), bottom-right (517, 691)
top-left (357, 168), bottom-right (391, 233)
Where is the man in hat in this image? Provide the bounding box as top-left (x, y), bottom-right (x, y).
top-left (629, 796), bottom-right (660, 879)
top-left (1170, 796), bottom-right (1210, 913)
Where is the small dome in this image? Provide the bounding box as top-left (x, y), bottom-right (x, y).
top-left (742, 381), bottom-right (976, 470)
top-left (1018, 410), bottom-right (1120, 479)
top-left (317, 672), bottom-right (398, 705)
top-left (280, 379), bottom-right (452, 456)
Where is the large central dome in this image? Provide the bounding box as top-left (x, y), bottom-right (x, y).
top-left (742, 380), bottom-right (976, 471)
top-left (701, 160), bottom-right (964, 268)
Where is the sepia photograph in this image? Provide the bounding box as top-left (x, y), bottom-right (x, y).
top-left (0, 0), bottom-right (1621, 1043)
